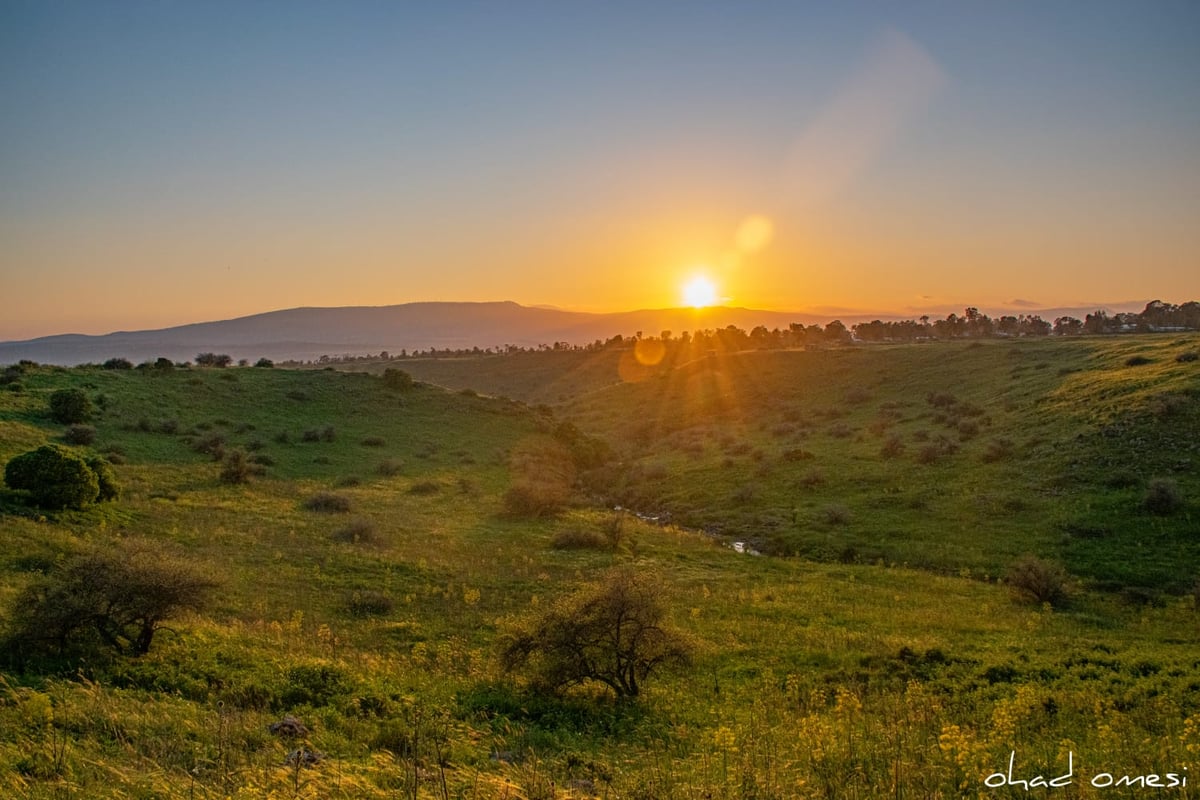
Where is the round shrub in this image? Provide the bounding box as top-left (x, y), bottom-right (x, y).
top-left (5, 445), bottom-right (100, 510)
top-left (49, 388), bottom-right (92, 424)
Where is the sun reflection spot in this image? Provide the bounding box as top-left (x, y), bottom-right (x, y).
top-left (634, 337), bottom-right (666, 366)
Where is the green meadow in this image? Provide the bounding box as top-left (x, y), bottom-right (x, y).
top-left (1, 334), bottom-right (1199, 799)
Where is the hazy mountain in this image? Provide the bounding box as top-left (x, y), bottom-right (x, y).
top-left (0, 300), bottom-right (1138, 366)
top-left (0, 302), bottom-right (818, 365)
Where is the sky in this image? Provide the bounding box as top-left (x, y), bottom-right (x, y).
top-left (2, 1), bottom-right (1199, 339)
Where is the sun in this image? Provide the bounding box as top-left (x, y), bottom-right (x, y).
top-left (682, 275), bottom-right (719, 308)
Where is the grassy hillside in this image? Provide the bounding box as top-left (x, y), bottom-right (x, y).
top-left (377, 335), bottom-right (1200, 590)
top-left (1, 348), bottom-right (1199, 799)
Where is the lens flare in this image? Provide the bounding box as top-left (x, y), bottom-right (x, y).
top-left (735, 215), bottom-right (774, 254)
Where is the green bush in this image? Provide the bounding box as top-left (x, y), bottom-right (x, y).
top-left (4, 445), bottom-right (101, 509)
top-left (85, 456), bottom-right (121, 501)
top-left (49, 388), bottom-right (92, 424)
top-left (280, 661), bottom-right (353, 709)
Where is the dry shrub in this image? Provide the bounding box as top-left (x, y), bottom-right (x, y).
top-left (505, 438), bottom-right (575, 518)
top-left (63, 424), bottom-right (96, 446)
top-left (304, 492), bottom-right (352, 513)
top-left (332, 518), bottom-right (379, 545)
top-left (926, 391), bottom-right (957, 409)
top-left (219, 450), bottom-right (254, 484)
top-left (821, 504), bottom-right (852, 525)
top-left (551, 527), bottom-right (609, 550)
top-left (377, 458), bottom-right (403, 477)
top-left (498, 566), bottom-right (693, 698)
top-left (1006, 555), bottom-right (1068, 606)
top-left (798, 468), bottom-right (825, 488)
top-left (982, 438), bottom-right (1014, 463)
top-left (347, 590), bottom-right (394, 617)
top-left (504, 481), bottom-right (570, 518)
top-left (879, 435), bottom-right (905, 459)
top-left (192, 433), bottom-right (226, 461)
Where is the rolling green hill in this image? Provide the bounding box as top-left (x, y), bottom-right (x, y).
top-left (0, 341), bottom-right (1198, 799)
top-left (373, 334), bottom-right (1200, 590)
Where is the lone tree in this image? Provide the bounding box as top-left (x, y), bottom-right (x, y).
top-left (4, 539), bottom-right (217, 664)
top-left (49, 387), bottom-right (92, 424)
top-left (499, 566), bottom-right (693, 698)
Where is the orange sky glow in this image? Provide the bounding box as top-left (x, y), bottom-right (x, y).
top-left (1, 4), bottom-right (1197, 339)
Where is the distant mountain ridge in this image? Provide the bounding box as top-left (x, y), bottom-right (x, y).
top-left (0, 300), bottom-right (1143, 366)
top-left (0, 302), bottom-right (808, 365)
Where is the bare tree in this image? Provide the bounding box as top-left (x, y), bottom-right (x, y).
top-left (499, 566), bottom-right (693, 698)
top-left (5, 539), bottom-right (217, 664)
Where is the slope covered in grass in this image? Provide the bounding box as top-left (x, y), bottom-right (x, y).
top-left (0, 352), bottom-right (1198, 798)
top-left (379, 334), bottom-right (1199, 590)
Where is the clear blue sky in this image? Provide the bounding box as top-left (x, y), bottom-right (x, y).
top-left (2, 1), bottom-right (1198, 337)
